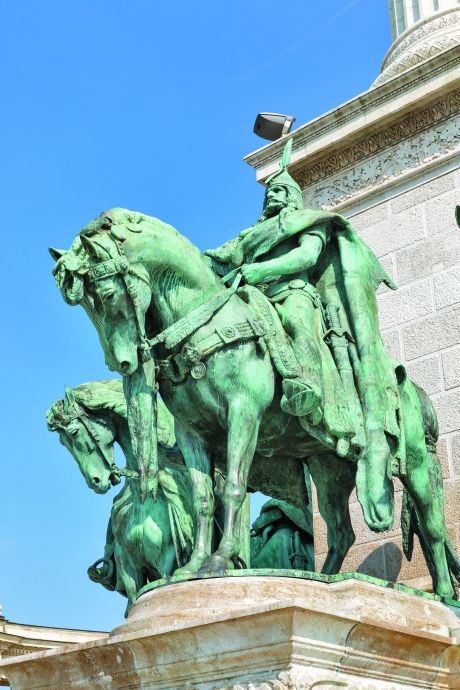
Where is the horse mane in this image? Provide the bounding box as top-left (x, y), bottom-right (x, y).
top-left (46, 380), bottom-right (127, 432)
top-left (47, 378), bottom-right (177, 448)
top-left (72, 379), bottom-right (127, 418)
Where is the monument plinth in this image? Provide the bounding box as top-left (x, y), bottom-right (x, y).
top-left (1, 574), bottom-right (459, 690)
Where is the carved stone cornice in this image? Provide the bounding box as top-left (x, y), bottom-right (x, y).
top-left (292, 89), bottom-right (460, 209)
top-left (244, 48), bottom-right (460, 179)
top-left (0, 645), bottom-right (42, 657)
top-left (188, 672), bottom-right (310, 690)
top-left (375, 9), bottom-right (460, 86)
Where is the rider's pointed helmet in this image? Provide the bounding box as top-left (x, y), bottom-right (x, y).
top-left (262, 138), bottom-right (304, 213)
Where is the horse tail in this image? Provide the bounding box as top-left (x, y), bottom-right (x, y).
top-left (401, 488), bottom-right (414, 562)
top-left (402, 382), bottom-right (437, 562)
top-left (402, 382), bottom-right (460, 587)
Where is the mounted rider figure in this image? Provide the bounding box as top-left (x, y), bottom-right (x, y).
top-left (206, 139), bottom-right (401, 532)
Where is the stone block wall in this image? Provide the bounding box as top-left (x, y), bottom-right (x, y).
top-left (314, 168), bottom-right (460, 588)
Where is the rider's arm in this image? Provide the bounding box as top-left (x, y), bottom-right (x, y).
top-left (244, 226), bottom-right (327, 284)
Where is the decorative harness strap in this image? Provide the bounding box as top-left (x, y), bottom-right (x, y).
top-left (54, 403), bottom-right (139, 481)
top-left (85, 234), bottom-right (263, 382)
top-left (87, 246), bottom-right (153, 364)
top-left (148, 273), bottom-right (243, 351)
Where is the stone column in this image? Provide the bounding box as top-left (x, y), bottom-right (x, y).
top-left (378, 0), bottom-right (460, 85)
top-left (390, 0), bottom-right (459, 39)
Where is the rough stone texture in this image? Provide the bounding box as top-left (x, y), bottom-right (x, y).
top-left (359, 207), bottom-right (425, 258)
top-left (433, 388), bottom-right (460, 434)
top-left (381, 328), bottom-right (402, 360)
top-left (378, 278), bottom-right (434, 329)
top-left (442, 478), bottom-right (460, 524)
top-left (405, 355), bottom-right (443, 395)
top-left (351, 201), bottom-right (390, 231)
top-left (434, 264), bottom-right (460, 309)
top-left (2, 576), bottom-right (459, 690)
top-left (0, 619), bottom-right (106, 687)
top-left (426, 188), bottom-right (460, 235)
top-left (395, 231), bottom-right (460, 285)
top-left (403, 305), bottom-right (460, 360)
top-left (452, 433), bottom-right (460, 476)
top-left (391, 171), bottom-right (456, 214)
top-left (442, 346), bottom-right (460, 390)
top-left (376, 6), bottom-right (460, 84)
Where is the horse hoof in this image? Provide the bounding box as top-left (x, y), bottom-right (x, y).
top-left (198, 554), bottom-right (234, 575)
top-left (173, 554), bottom-right (207, 577)
top-left (173, 567), bottom-right (197, 577)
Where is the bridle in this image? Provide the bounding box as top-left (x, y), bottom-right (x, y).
top-left (86, 237), bottom-right (153, 365)
top-left (85, 230), bottom-right (244, 374)
top-left (53, 403), bottom-right (139, 482)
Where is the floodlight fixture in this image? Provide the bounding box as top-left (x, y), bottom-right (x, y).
top-left (253, 113), bottom-right (296, 141)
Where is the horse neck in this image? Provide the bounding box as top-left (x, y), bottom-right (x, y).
top-left (129, 223), bottom-right (223, 329)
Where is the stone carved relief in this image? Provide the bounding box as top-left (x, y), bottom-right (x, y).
top-left (249, 54), bottom-right (460, 173)
top-left (296, 91), bottom-right (460, 191)
top-left (303, 117), bottom-right (459, 209)
top-left (375, 10), bottom-right (460, 85)
top-left (382, 10), bottom-right (460, 68)
top-left (294, 92), bottom-right (460, 209)
top-left (375, 35), bottom-right (460, 85)
top-left (0, 645), bottom-right (42, 657)
top-left (183, 672), bottom-right (353, 690)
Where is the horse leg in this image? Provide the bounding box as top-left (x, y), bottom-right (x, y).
top-left (306, 453), bottom-right (356, 574)
top-left (114, 546), bottom-right (143, 617)
top-left (201, 400), bottom-right (260, 573)
top-left (401, 454), bottom-right (454, 598)
top-left (174, 422), bottom-right (214, 575)
top-left (400, 379), bottom-right (455, 598)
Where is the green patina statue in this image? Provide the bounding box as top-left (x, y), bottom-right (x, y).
top-left (46, 380), bottom-right (194, 610)
top-left (47, 379), bottom-right (313, 611)
top-left (49, 143), bottom-right (460, 600)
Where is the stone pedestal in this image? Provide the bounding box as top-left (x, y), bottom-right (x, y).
top-left (1, 573), bottom-right (459, 689)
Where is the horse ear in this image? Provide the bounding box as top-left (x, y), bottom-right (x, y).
top-left (64, 385), bottom-right (77, 410)
top-left (49, 247), bottom-right (66, 261)
top-left (455, 205), bottom-right (460, 229)
top-left (80, 235), bottom-right (103, 260)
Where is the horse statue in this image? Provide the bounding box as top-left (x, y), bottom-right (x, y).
top-left (47, 379), bottom-right (315, 611)
top-left (49, 202), bottom-right (460, 600)
top-left (46, 379), bottom-right (195, 610)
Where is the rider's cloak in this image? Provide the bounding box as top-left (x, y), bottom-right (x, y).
top-left (206, 208), bottom-right (408, 479)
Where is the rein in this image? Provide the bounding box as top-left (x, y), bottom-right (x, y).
top-left (54, 403), bottom-right (139, 482)
top-left (86, 232), bottom-right (246, 374)
top-left (87, 246), bottom-right (153, 364)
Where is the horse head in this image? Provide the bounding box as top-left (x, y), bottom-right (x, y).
top-left (80, 236), bottom-right (152, 377)
top-left (51, 210), bottom-right (153, 377)
top-left (50, 207), bottom-right (219, 501)
top-left (47, 384), bottom-right (121, 494)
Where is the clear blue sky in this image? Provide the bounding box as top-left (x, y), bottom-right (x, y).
top-left (0, 0), bottom-right (390, 632)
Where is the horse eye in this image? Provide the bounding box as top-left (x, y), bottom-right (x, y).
top-left (69, 428), bottom-right (79, 437)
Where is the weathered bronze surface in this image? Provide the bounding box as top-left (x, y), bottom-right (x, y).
top-left (48, 145), bottom-right (460, 603)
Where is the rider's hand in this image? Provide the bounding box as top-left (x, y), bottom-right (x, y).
top-left (241, 263), bottom-right (265, 285)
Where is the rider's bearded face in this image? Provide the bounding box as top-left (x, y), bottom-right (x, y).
top-left (264, 185), bottom-right (288, 217)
